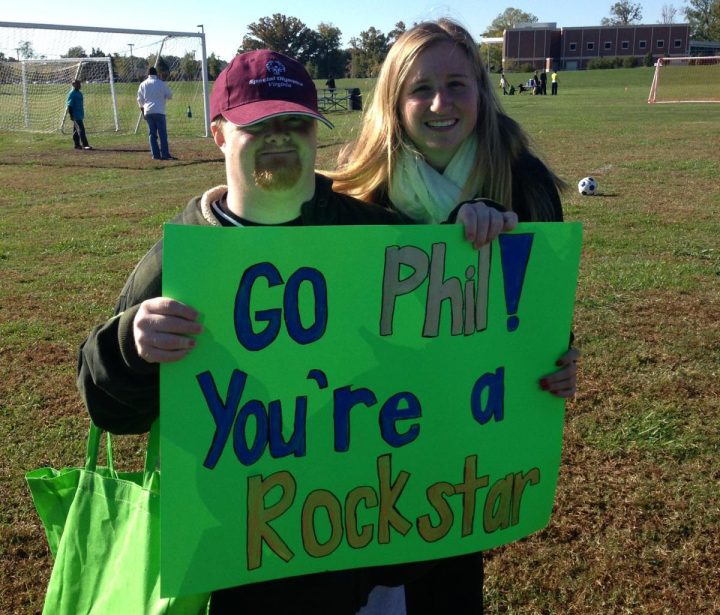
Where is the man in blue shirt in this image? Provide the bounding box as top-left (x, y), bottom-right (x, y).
top-left (66, 80), bottom-right (92, 150)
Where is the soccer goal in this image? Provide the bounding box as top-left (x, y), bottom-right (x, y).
top-left (0, 57), bottom-right (120, 133)
top-left (0, 21), bottom-right (210, 136)
top-left (648, 56), bottom-right (720, 104)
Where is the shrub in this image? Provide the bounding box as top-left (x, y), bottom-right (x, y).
top-left (622, 56), bottom-right (638, 68)
top-left (515, 62), bottom-right (536, 74)
top-left (588, 57), bottom-right (616, 69)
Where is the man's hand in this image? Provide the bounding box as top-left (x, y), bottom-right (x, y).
top-left (133, 297), bottom-right (202, 363)
top-left (456, 199), bottom-right (518, 249)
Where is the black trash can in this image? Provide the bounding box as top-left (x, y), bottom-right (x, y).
top-left (349, 88), bottom-right (362, 111)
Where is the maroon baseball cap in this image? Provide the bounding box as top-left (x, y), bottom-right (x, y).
top-left (210, 50), bottom-right (333, 129)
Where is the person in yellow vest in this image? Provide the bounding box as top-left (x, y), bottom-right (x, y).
top-left (551, 70), bottom-right (559, 95)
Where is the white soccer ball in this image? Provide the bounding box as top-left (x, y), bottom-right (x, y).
top-left (578, 176), bottom-right (598, 196)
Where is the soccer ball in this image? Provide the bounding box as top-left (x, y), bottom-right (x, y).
top-left (578, 176), bottom-right (598, 196)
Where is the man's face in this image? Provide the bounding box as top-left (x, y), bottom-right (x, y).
top-left (214, 115), bottom-right (317, 192)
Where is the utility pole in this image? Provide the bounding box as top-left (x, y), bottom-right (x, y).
top-left (128, 43), bottom-right (135, 81)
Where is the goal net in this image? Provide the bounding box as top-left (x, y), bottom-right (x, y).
top-left (0, 57), bottom-right (120, 133)
top-left (0, 21), bottom-right (209, 136)
top-left (648, 56), bottom-right (720, 104)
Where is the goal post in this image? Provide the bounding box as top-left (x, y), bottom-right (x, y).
top-left (648, 56), bottom-right (720, 104)
top-left (0, 21), bottom-right (210, 136)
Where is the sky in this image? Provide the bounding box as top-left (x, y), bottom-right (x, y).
top-left (2, 0), bottom-right (684, 62)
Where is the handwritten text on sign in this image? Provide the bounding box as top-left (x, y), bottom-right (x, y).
top-left (160, 223), bottom-right (582, 598)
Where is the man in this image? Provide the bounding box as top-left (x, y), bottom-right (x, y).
top-left (539, 69), bottom-right (548, 95)
top-left (551, 69), bottom-right (559, 95)
top-left (66, 80), bottom-right (92, 150)
top-left (77, 49), bottom-right (514, 614)
top-left (137, 66), bottom-right (175, 160)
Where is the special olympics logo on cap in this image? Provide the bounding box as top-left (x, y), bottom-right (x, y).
top-left (266, 61), bottom-right (286, 76)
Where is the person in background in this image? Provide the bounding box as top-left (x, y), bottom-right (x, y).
top-left (551, 69), bottom-right (559, 95)
top-left (137, 67), bottom-right (175, 160)
top-left (329, 22), bottom-right (579, 610)
top-left (77, 48), bottom-right (512, 615)
top-left (66, 80), bottom-right (92, 150)
top-left (499, 72), bottom-right (508, 95)
top-left (540, 69), bottom-right (548, 95)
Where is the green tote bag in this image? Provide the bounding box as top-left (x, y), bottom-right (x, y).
top-left (26, 422), bottom-right (210, 615)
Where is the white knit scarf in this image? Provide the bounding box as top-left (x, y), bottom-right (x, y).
top-left (388, 137), bottom-right (478, 223)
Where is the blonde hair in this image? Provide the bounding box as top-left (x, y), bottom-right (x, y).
top-left (329, 19), bottom-right (562, 220)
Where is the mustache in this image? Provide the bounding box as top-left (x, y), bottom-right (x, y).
top-left (257, 143), bottom-right (299, 154)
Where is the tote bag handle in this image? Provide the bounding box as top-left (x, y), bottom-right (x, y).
top-left (84, 421), bottom-right (160, 488)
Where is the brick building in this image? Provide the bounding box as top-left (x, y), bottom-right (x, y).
top-left (503, 23), bottom-right (691, 70)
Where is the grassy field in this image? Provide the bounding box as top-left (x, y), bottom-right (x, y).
top-left (1, 67), bottom-right (719, 614)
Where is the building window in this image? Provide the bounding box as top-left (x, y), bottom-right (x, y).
top-left (569, 42), bottom-right (577, 51)
top-left (639, 40), bottom-right (647, 49)
top-left (674, 39), bottom-right (682, 48)
top-left (621, 40), bottom-right (630, 49)
top-left (587, 41), bottom-right (595, 50)
top-left (604, 41), bottom-right (612, 50)
top-left (657, 40), bottom-right (665, 48)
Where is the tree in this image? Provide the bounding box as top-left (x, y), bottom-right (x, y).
top-left (312, 22), bottom-right (346, 78)
top-left (684, 0), bottom-right (720, 39)
top-left (601, 1), bottom-right (643, 25)
top-left (348, 27), bottom-right (388, 78)
top-left (207, 53), bottom-right (227, 81)
top-left (241, 14), bottom-right (317, 64)
top-left (388, 21), bottom-right (407, 45)
top-left (482, 9), bottom-right (538, 73)
top-left (660, 3), bottom-right (678, 23)
top-left (485, 8), bottom-right (539, 36)
top-left (180, 52), bottom-right (199, 81)
top-left (63, 46), bottom-right (87, 58)
top-left (479, 38), bottom-right (503, 73)
top-left (17, 41), bottom-right (35, 59)
top-left (89, 47), bottom-right (106, 58)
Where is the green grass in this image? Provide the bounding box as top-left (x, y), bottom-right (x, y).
top-left (1, 67), bottom-right (720, 614)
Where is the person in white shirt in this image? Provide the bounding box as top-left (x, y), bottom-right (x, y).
top-left (137, 67), bottom-right (175, 160)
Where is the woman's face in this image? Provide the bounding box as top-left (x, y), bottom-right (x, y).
top-left (399, 41), bottom-right (479, 172)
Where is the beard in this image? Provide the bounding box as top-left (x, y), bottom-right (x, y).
top-left (253, 154), bottom-right (303, 191)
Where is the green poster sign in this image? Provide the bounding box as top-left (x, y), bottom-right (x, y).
top-left (160, 222), bottom-right (582, 598)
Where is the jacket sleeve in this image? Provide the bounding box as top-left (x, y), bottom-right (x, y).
top-left (77, 243), bottom-right (163, 434)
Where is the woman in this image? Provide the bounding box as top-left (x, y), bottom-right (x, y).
top-left (331, 18), bottom-right (577, 392)
top-left (330, 20), bottom-right (579, 613)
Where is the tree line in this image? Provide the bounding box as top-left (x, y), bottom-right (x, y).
top-left (240, 4), bottom-right (719, 79)
top-left (2, 4), bottom-right (718, 79)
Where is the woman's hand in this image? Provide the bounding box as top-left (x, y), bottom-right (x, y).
top-left (133, 297), bottom-right (203, 363)
top-left (456, 199), bottom-right (518, 249)
top-left (539, 347), bottom-right (580, 398)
